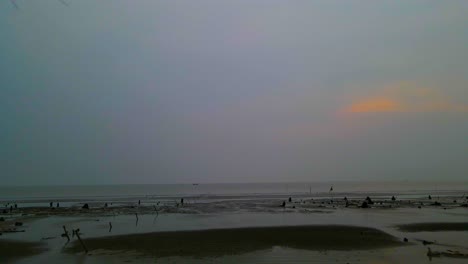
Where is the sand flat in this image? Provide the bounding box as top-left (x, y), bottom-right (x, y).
top-left (66, 225), bottom-right (404, 258)
top-left (396, 222), bottom-right (468, 232)
top-left (0, 240), bottom-right (46, 262)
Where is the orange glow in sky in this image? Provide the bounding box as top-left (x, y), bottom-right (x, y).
top-left (346, 97), bottom-right (403, 113)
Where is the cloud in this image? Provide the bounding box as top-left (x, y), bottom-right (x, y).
top-left (344, 82), bottom-right (468, 113)
top-left (347, 97), bottom-right (403, 113)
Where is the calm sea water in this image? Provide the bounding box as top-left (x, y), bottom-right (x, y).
top-left (1, 181), bottom-right (467, 203)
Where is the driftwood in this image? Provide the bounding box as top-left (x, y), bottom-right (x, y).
top-left (62, 225), bottom-right (70, 243)
top-left (73, 228), bottom-right (88, 253)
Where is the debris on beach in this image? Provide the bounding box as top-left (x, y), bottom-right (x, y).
top-left (41, 236), bottom-right (56, 241)
top-left (422, 240), bottom-right (434, 245)
top-left (1, 228), bottom-right (25, 233)
top-left (427, 247), bottom-right (468, 260)
top-left (73, 228), bottom-right (88, 253)
top-left (62, 226), bottom-right (70, 243)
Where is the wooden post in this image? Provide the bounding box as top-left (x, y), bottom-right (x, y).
top-left (74, 228), bottom-right (88, 253)
top-left (62, 225), bottom-right (70, 243)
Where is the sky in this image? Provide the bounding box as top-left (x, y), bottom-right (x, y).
top-left (1, 0), bottom-right (467, 185)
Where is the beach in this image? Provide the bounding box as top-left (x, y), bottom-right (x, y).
top-left (1, 182), bottom-right (468, 263)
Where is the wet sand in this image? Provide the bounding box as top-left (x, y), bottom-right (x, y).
top-left (66, 225), bottom-right (404, 258)
top-left (397, 222), bottom-right (468, 232)
top-left (0, 240), bottom-right (45, 263)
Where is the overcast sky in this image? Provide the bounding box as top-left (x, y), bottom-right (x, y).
top-left (1, 0), bottom-right (467, 185)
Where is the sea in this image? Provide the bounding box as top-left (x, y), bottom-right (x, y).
top-left (1, 181), bottom-right (467, 207)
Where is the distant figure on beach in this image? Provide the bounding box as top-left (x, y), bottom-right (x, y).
top-left (365, 196), bottom-right (374, 204)
top-left (50, 202), bottom-right (53, 208)
top-left (428, 195), bottom-right (432, 200)
top-left (82, 203), bottom-right (89, 209)
top-left (288, 197), bottom-right (292, 202)
top-left (10, 206), bottom-right (13, 213)
top-left (138, 200), bottom-right (141, 205)
top-left (104, 203), bottom-right (108, 208)
top-left (281, 201), bottom-right (286, 207)
top-left (57, 203), bottom-right (60, 208)
top-left (391, 196), bottom-right (396, 201)
top-left (14, 203), bottom-right (17, 209)
top-left (180, 198), bottom-right (184, 205)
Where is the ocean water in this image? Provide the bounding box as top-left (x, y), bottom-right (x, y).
top-left (1, 181), bottom-right (466, 204)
